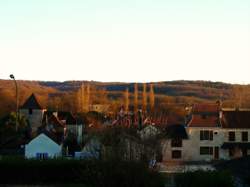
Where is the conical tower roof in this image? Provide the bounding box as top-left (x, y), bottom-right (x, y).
top-left (20, 93), bottom-right (43, 109)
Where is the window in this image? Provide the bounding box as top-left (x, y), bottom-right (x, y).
top-left (171, 138), bottom-right (182, 147)
top-left (200, 130), bottom-right (213, 140)
top-left (36, 153), bottom-right (48, 160)
top-left (29, 108), bottom-right (33, 115)
top-left (172, 150), bottom-right (182, 159)
top-left (228, 132), bottom-right (235, 141)
top-left (200, 147), bottom-right (213, 155)
top-left (242, 132), bottom-right (248, 142)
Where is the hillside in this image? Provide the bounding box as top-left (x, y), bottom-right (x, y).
top-left (1, 79), bottom-right (250, 117)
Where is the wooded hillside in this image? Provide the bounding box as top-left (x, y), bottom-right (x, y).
top-left (1, 79), bottom-right (250, 117)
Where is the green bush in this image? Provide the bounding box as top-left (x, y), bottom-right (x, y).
top-left (175, 170), bottom-right (234, 187)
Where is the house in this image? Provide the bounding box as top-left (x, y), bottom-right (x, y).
top-left (162, 103), bottom-right (250, 162)
top-left (25, 131), bottom-right (62, 159)
top-left (161, 124), bottom-right (189, 161)
top-left (42, 111), bottom-right (83, 144)
top-left (57, 112), bottom-right (83, 144)
top-left (221, 110), bottom-right (250, 159)
top-left (41, 112), bottom-right (66, 144)
top-left (184, 103), bottom-right (223, 161)
top-left (19, 93), bottom-right (46, 133)
top-left (162, 103), bottom-right (223, 162)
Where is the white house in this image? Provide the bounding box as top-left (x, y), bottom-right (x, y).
top-left (25, 132), bottom-right (62, 159)
top-left (162, 103), bottom-right (250, 162)
top-left (220, 110), bottom-right (250, 159)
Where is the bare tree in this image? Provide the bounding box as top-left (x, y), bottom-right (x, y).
top-left (142, 83), bottom-right (147, 112)
top-left (134, 83), bottom-right (138, 113)
top-left (85, 84), bottom-right (91, 111)
top-left (125, 88), bottom-right (129, 112)
top-left (149, 83), bottom-right (155, 111)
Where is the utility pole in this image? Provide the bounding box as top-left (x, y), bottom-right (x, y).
top-left (10, 74), bottom-right (19, 131)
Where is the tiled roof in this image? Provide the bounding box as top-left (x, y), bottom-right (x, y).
top-left (192, 103), bottom-right (220, 114)
top-left (188, 114), bottom-right (219, 127)
top-left (20, 93), bottom-right (43, 109)
top-left (221, 111), bottom-right (250, 129)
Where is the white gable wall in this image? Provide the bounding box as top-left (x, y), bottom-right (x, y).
top-left (25, 134), bottom-right (62, 159)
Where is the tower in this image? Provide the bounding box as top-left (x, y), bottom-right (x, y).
top-left (19, 93), bottom-right (46, 133)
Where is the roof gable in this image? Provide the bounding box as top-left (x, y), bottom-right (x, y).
top-left (27, 133), bottom-right (61, 146)
top-left (20, 93), bottom-right (43, 109)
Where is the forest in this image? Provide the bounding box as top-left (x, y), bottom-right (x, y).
top-left (1, 79), bottom-right (250, 119)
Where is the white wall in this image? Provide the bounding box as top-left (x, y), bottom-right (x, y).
top-left (162, 127), bottom-right (225, 162)
top-left (222, 128), bottom-right (250, 159)
top-left (162, 127), bottom-right (250, 162)
top-left (25, 133), bottom-right (62, 159)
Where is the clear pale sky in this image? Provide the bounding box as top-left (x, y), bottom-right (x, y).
top-left (0, 0), bottom-right (249, 83)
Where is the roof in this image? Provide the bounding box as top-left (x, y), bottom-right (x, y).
top-left (221, 142), bottom-right (250, 149)
top-left (48, 115), bottom-right (65, 128)
top-left (192, 103), bottom-right (220, 114)
top-left (188, 114), bottom-right (220, 127)
top-left (33, 130), bottom-right (62, 145)
top-left (42, 111), bottom-right (78, 125)
top-left (165, 124), bottom-right (188, 139)
top-left (221, 111), bottom-right (250, 129)
top-left (20, 93), bottom-right (43, 109)
top-left (57, 111), bottom-right (76, 125)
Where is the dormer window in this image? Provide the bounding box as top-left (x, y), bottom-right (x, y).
top-left (29, 108), bottom-right (33, 115)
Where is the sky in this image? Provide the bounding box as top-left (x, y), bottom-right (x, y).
top-left (0, 0), bottom-right (249, 83)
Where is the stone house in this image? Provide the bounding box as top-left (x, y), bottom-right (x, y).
top-left (19, 93), bottom-right (46, 133)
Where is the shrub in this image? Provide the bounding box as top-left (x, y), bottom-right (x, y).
top-left (175, 170), bottom-right (234, 187)
top-left (0, 158), bottom-right (165, 187)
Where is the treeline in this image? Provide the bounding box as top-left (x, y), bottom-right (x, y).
top-left (1, 79), bottom-right (250, 118)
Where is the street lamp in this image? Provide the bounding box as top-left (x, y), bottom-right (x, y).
top-left (10, 74), bottom-right (19, 131)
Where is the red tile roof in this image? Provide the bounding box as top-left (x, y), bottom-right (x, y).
top-left (188, 114), bottom-right (219, 127)
top-left (192, 103), bottom-right (220, 113)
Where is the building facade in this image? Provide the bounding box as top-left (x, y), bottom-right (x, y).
top-left (162, 103), bottom-right (250, 162)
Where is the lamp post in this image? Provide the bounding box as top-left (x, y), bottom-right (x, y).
top-left (10, 74), bottom-right (19, 131)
